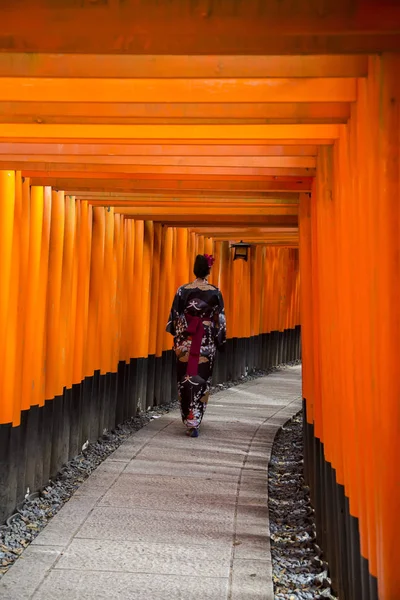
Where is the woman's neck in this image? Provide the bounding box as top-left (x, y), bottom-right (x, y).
top-left (195, 277), bottom-right (207, 283)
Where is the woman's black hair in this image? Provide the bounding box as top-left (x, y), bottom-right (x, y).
top-left (194, 254), bottom-right (210, 279)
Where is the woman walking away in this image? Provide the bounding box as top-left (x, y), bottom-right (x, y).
top-left (166, 254), bottom-right (226, 437)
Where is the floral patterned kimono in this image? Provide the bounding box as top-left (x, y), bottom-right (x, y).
top-left (166, 279), bottom-right (226, 432)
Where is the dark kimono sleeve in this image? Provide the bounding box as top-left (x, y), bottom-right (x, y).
top-left (166, 287), bottom-right (184, 336)
top-left (216, 290), bottom-right (227, 351)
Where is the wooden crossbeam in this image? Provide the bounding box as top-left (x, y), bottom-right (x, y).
top-left (1, 156), bottom-right (316, 168)
top-left (0, 78), bottom-right (356, 103)
top-left (66, 191), bottom-right (300, 200)
top-left (0, 54), bottom-right (368, 78)
top-left (189, 227), bottom-right (299, 241)
top-left (0, 143), bottom-right (318, 156)
top-left (25, 171), bottom-right (312, 183)
top-left (71, 192), bottom-right (299, 203)
top-left (12, 163), bottom-right (315, 177)
top-left (120, 215), bottom-right (299, 225)
top-left (2, 2), bottom-right (400, 54)
top-left (205, 238), bottom-right (299, 244)
top-left (193, 235), bottom-right (299, 242)
top-left (0, 102), bottom-right (350, 125)
top-left (87, 200), bottom-right (299, 208)
top-left (190, 227), bottom-right (298, 234)
top-left (112, 206), bottom-right (298, 216)
top-left (29, 178), bottom-right (311, 192)
top-left (211, 241), bottom-right (299, 246)
top-left (2, 138), bottom-right (331, 146)
top-left (0, 124), bottom-right (340, 140)
top-left (198, 231), bottom-right (298, 236)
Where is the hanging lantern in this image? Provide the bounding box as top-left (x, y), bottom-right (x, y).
top-left (231, 240), bottom-right (251, 261)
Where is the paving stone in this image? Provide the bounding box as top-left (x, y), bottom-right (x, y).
top-left (127, 445), bottom-right (246, 470)
top-left (231, 559), bottom-right (274, 600)
top-left (31, 496), bottom-right (98, 548)
top-left (99, 473), bottom-right (238, 513)
top-left (0, 546), bottom-right (61, 600)
top-left (234, 504), bottom-right (272, 560)
top-left (238, 474), bottom-right (269, 506)
top-left (123, 457), bottom-right (241, 481)
top-left (33, 570), bottom-right (229, 600)
top-left (106, 439), bottom-right (149, 462)
top-left (73, 460), bottom-right (126, 499)
top-left (56, 537), bottom-right (231, 577)
top-left (77, 506), bottom-right (235, 548)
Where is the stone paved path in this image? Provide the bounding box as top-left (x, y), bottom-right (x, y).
top-left (0, 366), bottom-right (301, 600)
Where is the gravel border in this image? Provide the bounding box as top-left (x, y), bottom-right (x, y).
top-left (268, 412), bottom-right (337, 600)
top-left (0, 362), bottom-right (300, 577)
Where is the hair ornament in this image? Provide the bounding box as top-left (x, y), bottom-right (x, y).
top-left (204, 254), bottom-right (215, 268)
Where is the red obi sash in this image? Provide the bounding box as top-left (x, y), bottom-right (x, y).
top-left (186, 314), bottom-right (208, 376)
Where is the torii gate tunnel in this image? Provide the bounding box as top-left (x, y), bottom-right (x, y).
top-left (0, 2), bottom-right (399, 599)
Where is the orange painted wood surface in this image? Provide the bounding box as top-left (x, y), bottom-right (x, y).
top-left (0, 123), bottom-right (341, 140)
top-left (0, 143), bottom-right (318, 156)
top-left (0, 53), bottom-right (368, 79)
top-left (0, 155), bottom-right (317, 168)
top-left (0, 77), bottom-right (356, 104)
top-left (1, 163), bottom-right (316, 177)
top-left (0, 101), bottom-right (351, 125)
top-left (26, 178), bottom-right (312, 193)
top-left (1, 1), bottom-right (399, 54)
top-left (297, 53), bottom-right (400, 600)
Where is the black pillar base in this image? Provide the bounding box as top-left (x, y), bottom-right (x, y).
top-left (303, 400), bottom-right (378, 600)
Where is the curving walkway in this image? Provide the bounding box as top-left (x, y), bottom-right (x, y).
top-left (0, 366), bottom-right (301, 600)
